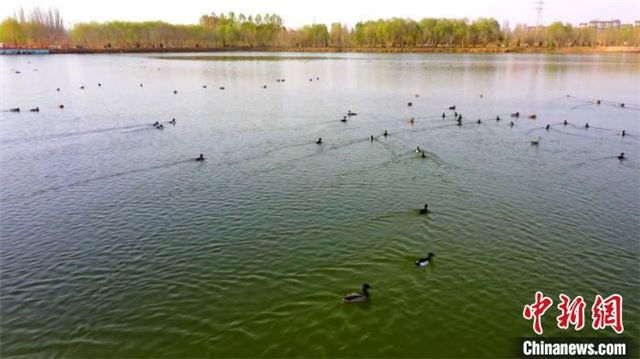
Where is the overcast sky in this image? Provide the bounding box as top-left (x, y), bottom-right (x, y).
top-left (1, 0), bottom-right (638, 28)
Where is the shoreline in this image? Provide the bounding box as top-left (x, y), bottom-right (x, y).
top-left (44, 46), bottom-right (640, 55)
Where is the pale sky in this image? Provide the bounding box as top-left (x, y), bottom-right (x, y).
top-left (1, 0), bottom-right (638, 28)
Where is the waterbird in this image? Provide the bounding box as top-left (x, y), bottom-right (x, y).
top-left (140, 83), bottom-right (143, 87)
top-left (369, 135), bottom-right (374, 141)
top-left (530, 137), bottom-right (541, 146)
top-left (621, 130), bottom-right (626, 137)
top-left (594, 100), bottom-right (601, 105)
top-left (203, 85), bottom-right (207, 88)
top-left (56, 88), bottom-right (60, 91)
top-left (80, 86), bottom-right (85, 90)
top-left (98, 83), bottom-right (102, 87)
top-left (563, 120), bottom-right (568, 126)
top-left (195, 154), bottom-right (205, 161)
top-left (421, 151), bottom-right (426, 159)
top-left (173, 90), bottom-right (177, 94)
top-left (347, 110), bottom-right (357, 116)
top-left (442, 112), bottom-right (446, 119)
top-left (456, 119), bottom-right (462, 127)
top-left (419, 204), bottom-right (429, 215)
top-left (454, 111), bottom-right (458, 117)
top-left (477, 119), bottom-right (482, 124)
top-left (383, 130), bottom-right (388, 137)
top-left (263, 85), bottom-right (267, 89)
top-left (620, 103), bottom-right (625, 107)
top-left (316, 77), bottom-right (319, 80)
top-left (157, 124), bottom-right (164, 129)
top-left (407, 102), bottom-right (413, 107)
top-left (343, 283), bottom-right (371, 303)
top-left (59, 104), bottom-right (64, 109)
top-left (415, 253), bottom-right (435, 267)
top-left (496, 115), bottom-right (501, 121)
top-left (480, 94), bottom-right (483, 98)
top-left (545, 124), bottom-right (550, 130)
top-left (340, 116), bottom-right (347, 123)
top-left (449, 105), bottom-right (456, 110)
top-left (618, 152), bottom-right (625, 160)
top-left (409, 117), bottom-right (415, 125)
top-left (511, 112), bottom-right (520, 118)
top-left (10, 107), bottom-right (20, 112)
top-left (458, 114), bottom-right (462, 120)
top-left (153, 121), bottom-right (159, 127)
top-left (169, 118), bottom-right (176, 125)
top-left (509, 121), bottom-right (514, 127)
top-left (528, 114), bottom-right (537, 119)
top-left (30, 107), bottom-right (39, 112)
top-left (316, 138), bottom-right (322, 144)
top-left (219, 87), bottom-right (225, 90)
top-left (415, 146), bottom-right (421, 153)
top-left (585, 123), bottom-right (590, 129)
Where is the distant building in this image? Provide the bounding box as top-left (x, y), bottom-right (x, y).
top-left (580, 19), bottom-right (621, 30)
top-left (635, 20), bottom-right (640, 27)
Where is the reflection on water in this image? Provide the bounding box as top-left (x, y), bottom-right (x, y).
top-left (0, 52), bottom-right (639, 358)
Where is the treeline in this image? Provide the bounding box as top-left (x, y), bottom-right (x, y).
top-left (0, 7), bottom-right (66, 47)
top-left (1, 8), bottom-right (639, 49)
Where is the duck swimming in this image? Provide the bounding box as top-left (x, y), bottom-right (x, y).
top-left (347, 110), bottom-right (357, 116)
top-left (528, 114), bottom-right (537, 119)
top-left (415, 253), bottom-right (435, 267)
top-left (545, 124), bottom-right (550, 130)
top-left (30, 107), bottom-right (39, 112)
top-left (343, 283), bottom-right (371, 303)
top-left (449, 105), bottom-right (456, 110)
top-left (369, 135), bottom-right (374, 141)
top-left (415, 146), bottom-right (421, 153)
top-left (419, 204), bottom-right (429, 215)
top-left (621, 130), bottom-right (626, 137)
top-left (618, 152), bottom-right (625, 160)
top-left (477, 119), bottom-right (482, 124)
top-left (56, 88), bottom-right (60, 91)
top-left (9, 107), bottom-right (20, 112)
top-left (496, 115), bottom-right (501, 122)
top-left (620, 103), bottom-right (625, 108)
top-left (263, 85), bottom-right (267, 89)
top-left (203, 85), bottom-right (207, 88)
top-left (153, 121), bottom-right (159, 127)
top-left (442, 112), bottom-right (446, 119)
top-left (509, 121), bottom-right (515, 127)
top-left (340, 116), bottom-right (347, 123)
top-left (195, 154), bottom-right (205, 161)
top-left (407, 102), bottom-right (413, 107)
top-left (316, 137), bottom-right (322, 144)
top-left (173, 90), bottom-right (177, 94)
top-left (383, 130), bottom-right (388, 137)
top-left (59, 104), bottom-right (64, 109)
top-left (563, 120), bottom-right (568, 126)
top-left (140, 83), bottom-right (143, 87)
top-left (421, 151), bottom-right (426, 159)
top-left (98, 83), bottom-right (102, 87)
top-left (219, 87), bottom-right (225, 90)
top-left (409, 117), bottom-right (415, 125)
top-left (585, 123), bottom-right (590, 129)
top-left (511, 112), bottom-right (520, 118)
top-left (169, 118), bottom-right (176, 125)
top-left (530, 137), bottom-right (541, 146)
top-left (80, 86), bottom-right (85, 90)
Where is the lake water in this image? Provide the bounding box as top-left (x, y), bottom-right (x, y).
top-left (1, 52), bottom-right (639, 357)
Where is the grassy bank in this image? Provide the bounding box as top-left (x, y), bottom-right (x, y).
top-left (48, 46), bottom-right (640, 55)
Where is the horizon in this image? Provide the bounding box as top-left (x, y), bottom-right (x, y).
top-left (1, 0), bottom-right (639, 29)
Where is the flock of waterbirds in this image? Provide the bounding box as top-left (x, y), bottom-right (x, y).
top-left (5, 66), bottom-right (635, 303)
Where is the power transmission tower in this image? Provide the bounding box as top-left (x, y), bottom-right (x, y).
top-left (535, 0), bottom-right (544, 27)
